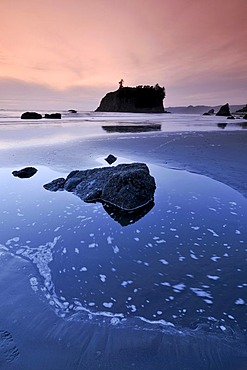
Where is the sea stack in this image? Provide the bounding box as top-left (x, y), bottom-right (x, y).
top-left (96, 82), bottom-right (166, 113)
top-left (216, 103), bottom-right (231, 117)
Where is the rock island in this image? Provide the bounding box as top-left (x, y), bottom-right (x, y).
top-left (96, 80), bottom-right (166, 113)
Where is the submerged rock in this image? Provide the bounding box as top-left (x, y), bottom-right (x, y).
top-left (12, 167), bottom-right (38, 178)
top-left (21, 112), bottom-right (42, 119)
top-left (216, 103), bottom-right (231, 117)
top-left (103, 200), bottom-right (154, 226)
top-left (44, 163), bottom-right (156, 211)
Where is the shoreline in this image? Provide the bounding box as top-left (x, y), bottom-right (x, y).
top-left (1, 130), bottom-right (247, 198)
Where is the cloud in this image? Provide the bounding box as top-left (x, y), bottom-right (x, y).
top-left (0, 0), bottom-right (246, 107)
top-left (0, 77), bottom-right (110, 110)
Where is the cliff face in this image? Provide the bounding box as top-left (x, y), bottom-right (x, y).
top-left (96, 85), bottom-right (166, 113)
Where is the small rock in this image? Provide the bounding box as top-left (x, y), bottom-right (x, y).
top-left (44, 113), bottom-right (61, 119)
top-left (105, 154), bottom-right (117, 165)
top-left (12, 167), bottom-right (38, 178)
top-left (203, 108), bottom-right (214, 116)
top-left (21, 112), bottom-right (42, 119)
top-left (68, 109), bottom-right (77, 113)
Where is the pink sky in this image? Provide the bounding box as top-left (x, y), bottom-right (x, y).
top-left (0, 0), bottom-right (246, 110)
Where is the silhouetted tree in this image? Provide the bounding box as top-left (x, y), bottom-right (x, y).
top-left (119, 79), bottom-right (124, 89)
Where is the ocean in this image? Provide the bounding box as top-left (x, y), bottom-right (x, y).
top-left (0, 110), bottom-right (247, 369)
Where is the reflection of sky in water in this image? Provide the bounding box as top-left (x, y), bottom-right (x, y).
top-left (1, 165), bottom-right (247, 335)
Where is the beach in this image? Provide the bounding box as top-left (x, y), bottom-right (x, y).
top-left (1, 126), bottom-right (247, 197)
top-left (0, 113), bottom-right (247, 370)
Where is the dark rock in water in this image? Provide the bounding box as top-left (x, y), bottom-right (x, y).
top-left (216, 103), bottom-right (231, 116)
top-left (235, 104), bottom-right (247, 115)
top-left (203, 108), bottom-right (214, 116)
top-left (44, 163), bottom-right (156, 211)
top-left (68, 109), bottom-right (77, 113)
top-left (243, 114), bottom-right (247, 120)
top-left (227, 115), bottom-right (235, 119)
top-left (102, 124), bottom-right (161, 133)
top-left (105, 154), bottom-right (117, 165)
top-left (21, 112), bottom-right (42, 119)
top-left (12, 167), bottom-right (38, 178)
top-left (44, 113), bottom-right (61, 119)
top-left (96, 84), bottom-right (166, 113)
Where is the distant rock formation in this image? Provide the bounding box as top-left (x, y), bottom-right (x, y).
top-left (216, 103), bottom-right (231, 117)
top-left (44, 113), bottom-right (61, 119)
top-left (12, 167), bottom-right (38, 178)
top-left (44, 163), bottom-right (156, 211)
top-left (235, 105), bottom-right (247, 115)
top-left (96, 84), bottom-right (166, 113)
top-left (21, 112), bottom-right (62, 119)
top-left (203, 108), bottom-right (214, 116)
top-left (21, 112), bottom-right (42, 119)
top-left (68, 109), bottom-right (77, 113)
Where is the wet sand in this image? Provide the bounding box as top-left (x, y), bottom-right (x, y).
top-left (1, 130), bottom-right (247, 198)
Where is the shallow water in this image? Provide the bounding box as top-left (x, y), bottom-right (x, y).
top-left (0, 162), bottom-right (247, 369)
top-left (0, 110), bottom-right (246, 150)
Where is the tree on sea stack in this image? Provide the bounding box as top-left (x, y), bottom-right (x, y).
top-left (119, 79), bottom-right (124, 89)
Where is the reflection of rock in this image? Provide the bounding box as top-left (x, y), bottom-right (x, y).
top-left (240, 121), bottom-right (247, 129)
top-left (203, 108), bottom-right (214, 116)
top-left (217, 123), bottom-right (227, 129)
top-left (12, 167), bottom-right (38, 178)
top-left (105, 154), bottom-right (117, 165)
top-left (44, 113), bottom-right (61, 119)
top-left (216, 103), bottom-right (231, 117)
top-left (21, 112), bottom-right (42, 119)
top-left (103, 200), bottom-right (154, 226)
top-left (44, 163), bottom-right (156, 211)
top-left (102, 124), bottom-right (161, 133)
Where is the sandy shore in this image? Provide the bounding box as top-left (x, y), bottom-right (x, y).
top-left (1, 129), bottom-right (247, 198)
